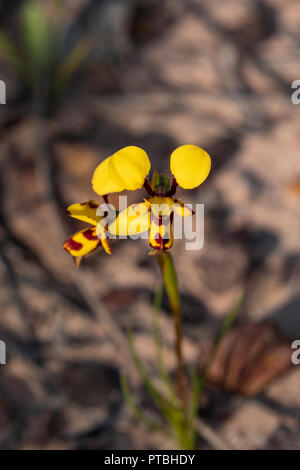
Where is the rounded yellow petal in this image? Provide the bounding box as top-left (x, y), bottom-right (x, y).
top-left (109, 146), bottom-right (151, 191)
top-left (170, 145), bottom-right (211, 189)
top-left (92, 146), bottom-right (151, 195)
top-left (92, 157), bottom-right (124, 196)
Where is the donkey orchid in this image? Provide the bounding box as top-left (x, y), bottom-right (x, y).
top-left (63, 144), bottom-right (213, 448)
top-left (63, 145), bottom-right (211, 261)
top-left (94, 144), bottom-right (211, 254)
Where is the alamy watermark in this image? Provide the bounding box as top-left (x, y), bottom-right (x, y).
top-left (291, 340), bottom-right (300, 365)
top-left (0, 80), bottom-right (6, 104)
top-left (291, 80), bottom-right (300, 104)
top-left (0, 340), bottom-right (6, 365)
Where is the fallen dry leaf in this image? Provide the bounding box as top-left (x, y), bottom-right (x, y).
top-left (202, 322), bottom-right (292, 397)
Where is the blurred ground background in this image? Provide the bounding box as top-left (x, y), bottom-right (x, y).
top-left (0, 0), bottom-right (300, 450)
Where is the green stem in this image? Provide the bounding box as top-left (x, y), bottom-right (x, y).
top-left (157, 252), bottom-right (187, 412)
top-left (153, 285), bottom-right (179, 404)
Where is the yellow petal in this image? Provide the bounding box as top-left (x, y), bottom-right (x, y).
top-left (109, 202), bottom-right (150, 236)
top-left (67, 200), bottom-right (102, 226)
top-left (172, 199), bottom-right (194, 217)
top-left (170, 144), bottom-right (211, 189)
top-left (92, 146), bottom-right (151, 195)
top-left (63, 227), bottom-right (101, 257)
top-left (92, 157), bottom-right (124, 196)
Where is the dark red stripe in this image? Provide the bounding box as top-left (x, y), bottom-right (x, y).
top-left (82, 228), bottom-right (99, 241)
top-left (64, 238), bottom-right (83, 252)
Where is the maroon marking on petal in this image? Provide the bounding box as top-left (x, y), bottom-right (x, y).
top-left (150, 232), bottom-right (164, 251)
top-left (82, 228), bottom-right (99, 241)
top-left (64, 238), bottom-right (83, 252)
top-left (88, 201), bottom-right (99, 208)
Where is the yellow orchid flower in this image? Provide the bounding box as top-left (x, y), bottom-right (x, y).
top-left (103, 144), bottom-right (211, 254)
top-left (63, 144), bottom-right (211, 261)
top-left (63, 200), bottom-right (111, 266)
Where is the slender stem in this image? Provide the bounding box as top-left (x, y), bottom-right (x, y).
top-left (157, 252), bottom-right (187, 411)
top-left (153, 285), bottom-right (178, 403)
top-left (172, 305), bottom-right (187, 412)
